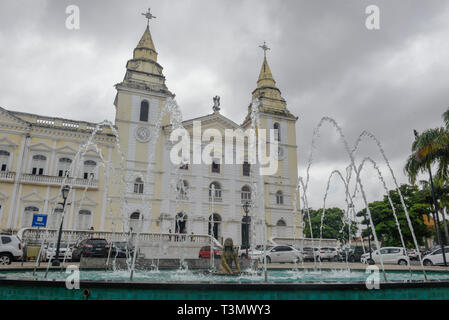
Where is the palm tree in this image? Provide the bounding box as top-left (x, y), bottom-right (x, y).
top-left (405, 108), bottom-right (449, 265)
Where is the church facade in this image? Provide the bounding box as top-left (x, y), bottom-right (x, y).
top-left (0, 21), bottom-right (301, 246)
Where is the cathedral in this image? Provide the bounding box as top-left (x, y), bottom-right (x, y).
top-left (0, 16), bottom-right (301, 246)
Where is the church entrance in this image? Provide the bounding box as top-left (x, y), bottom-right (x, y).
top-left (175, 212), bottom-right (188, 234)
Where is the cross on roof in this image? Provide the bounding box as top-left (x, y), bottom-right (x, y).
top-left (141, 8), bottom-right (156, 26)
top-left (259, 41), bottom-right (270, 58)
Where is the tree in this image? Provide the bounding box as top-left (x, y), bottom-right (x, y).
top-left (356, 184), bottom-right (432, 247)
top-left (303, 207), bottom-right (358, 242)
top-left (405, 108), bottom-right (449, 247)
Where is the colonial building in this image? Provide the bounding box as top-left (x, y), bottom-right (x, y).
top-left (0, 18), bottom-right (301, 246)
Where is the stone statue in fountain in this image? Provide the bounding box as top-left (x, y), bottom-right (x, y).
top-left (218, 238), bottom-right (241, 275)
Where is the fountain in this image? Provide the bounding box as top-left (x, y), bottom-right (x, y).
top-left (1, 98), bottom-right (449, 300)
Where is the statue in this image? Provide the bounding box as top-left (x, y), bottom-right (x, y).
top-left (218, 238), bottom-right (241, 275)
top-left (212, 95), bottom-right (220, 113)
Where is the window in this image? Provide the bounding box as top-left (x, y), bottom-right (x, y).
top-left (130, 212), bottom-right (140, 231)
top-left (0, 150), bottom-right (10, 172)
top-left (209, 182), bottom-right (222, 201)
top-left (77, 209), bottom-right (92, 230)
top-left (134, 178), bottom-right (144, 194)
top-left (23, 206), bottom-right (39, 227)
top-left (276, 219), bottom-right (287, 227)
top-left (211, 160), bottom-right (220, 173)
top-left (273, 122), bottom-right (281, 141)
top-left (57, 157), bottom-right (72, 177)
top-left (31, 154), bottom-right (47, 175)
top-left (242, 161), bottom-right (250, 176)
top-left (83, 160), bottom-right (96, 179)
top-left (49, 207), bottom-right (63, 229)
top-left (1, 236), bottom-right (11, 244)
top-left (176, 180), bottom-right (189, 200)
top-left (276, 190), bottom-right (284, 205)
top-left (140, 100), bottom-right (149, 122)
top-left (241, 185), bottom-right (251, 203)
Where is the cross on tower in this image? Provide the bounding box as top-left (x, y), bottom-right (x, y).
top-left (141, 8), bottom-right (156, 26)
top-left (259, 41), bottom-right (270, 58)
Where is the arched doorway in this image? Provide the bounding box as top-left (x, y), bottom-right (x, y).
top-left (208, 213), bottom-right (221, 240)
top-left (175, 212), bottom-right (188, 233)
top-left (241, 216), bottom-right (251, 249)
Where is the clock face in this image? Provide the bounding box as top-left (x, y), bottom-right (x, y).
top-left (135, 126), bottom-right (151, 143)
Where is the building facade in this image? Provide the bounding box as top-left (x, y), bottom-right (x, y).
top-left (0, 23), bottom-right (301, 246)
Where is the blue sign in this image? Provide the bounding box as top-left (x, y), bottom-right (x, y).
top-left (32, 214), bottom-right (47, 227)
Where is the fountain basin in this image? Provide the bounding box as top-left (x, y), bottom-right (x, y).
top-left (2, 269), bottom-right (449, 300)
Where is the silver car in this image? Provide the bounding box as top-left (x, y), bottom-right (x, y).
top-left (264, 245), bottom-right (303, 263)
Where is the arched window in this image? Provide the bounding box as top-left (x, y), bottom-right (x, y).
top-left (57, 157), bottom-right (72, 177)
top-left (241, 185), bottom-right (251, 203)
top-left (242, 161), bottom-right (250, 177)
top-left (49, 207), bottom-right (63, 229)
top-left (0, 150), bottom-right (10, 172)
top-left (209, 182), bottom-right (222, 201)
top-left (134, 178), bottom-right (144, 194)
top-left (276, 190), bottom-right (284, 205)
top-left (23, 206), bottom-right (39, 227)
top-left (273, 122), bottom-right (281, 141)
top-left (276, 219), bottom-right (287, 227)
top-left (176, 180), bottom-right (189, 200)
top-left (83, 160), bottom-right (96, 179)
top-left (211, 160), bottom-right (220, 173)
top-left (208, 213), bottom-right (221, 240)
top-left (77, 209), bottom-right (92, 230)
top-left (31, 154), bottom-right (47, 175)
top-left (129, 212), bottom-right (140, 231)
top-left (140, 100), bottom-right (149, 122)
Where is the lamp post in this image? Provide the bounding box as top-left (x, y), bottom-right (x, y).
top-left (242, 201), bottom-right (251, 258)
top-left (52, 185), bottom-right (70, 267)
top-left (363, 211), bottom-right (374, 265)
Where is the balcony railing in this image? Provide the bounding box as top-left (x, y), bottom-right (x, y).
top-left (0, 171), bottom-right (15, 182)
top-left (20, 174), bottom-right (98, 189)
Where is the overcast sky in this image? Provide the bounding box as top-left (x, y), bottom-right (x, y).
top-left (1, 0), bottom-right (449, 210)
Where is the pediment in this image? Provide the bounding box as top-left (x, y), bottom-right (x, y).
top-left (21, 189), bottom-right (46, 202)
top-left (0, 107), bottom-right (30, 126)
top-left (73, 193), bottom-right (97, 207)
top-left (0, 136), bottom-right (18, 149)
top-left (55, 144), bottom-right (78, 155)
top-left (29, 142), bottom-right (53, 152)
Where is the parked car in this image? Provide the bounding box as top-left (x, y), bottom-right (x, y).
top-left (239, 245), bottom-right (269, 258)
top-left (406, 248), bottom-right (419, 260)
top-left (311, 247), bottom-right (339, 261)
top-left (71, 238), bottom-right (110, 261)
top-left (301, 247), bottom-right (316, 261)
top-left (40, 242), bottom-right (73, 262)
top-left (111, 241), bottom-right (134, 258)
top-left (198, 246), bottom-right (222, 259)
top-left (361, 247), bottom-right (409, 265)
top-left (0, 234), bottom-right (23, 265)
top-left (422, 247), bottom-right (449, 266)
top-left (261, 245), bottom-right (302, 264)
top-left (340, 246), bottom-right (371, 262)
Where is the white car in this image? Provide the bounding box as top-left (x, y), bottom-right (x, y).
top-left (262, 245), bottom-right (303, 264)
top-left (41, 242), bottom-right (73, 262)
top-left (314, 247), bottom-right (339, 261)
top-left (422, 247), bottom-right (449, 266)
top-left (361, 247), bottom-right (409, 265)
top-left (0, 234), bottom-right (23, 265)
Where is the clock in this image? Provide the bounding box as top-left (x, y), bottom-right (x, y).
top-left (135, 126), bottom-right (151, 143)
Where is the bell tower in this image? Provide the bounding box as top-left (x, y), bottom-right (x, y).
top-left (110, 9), bottom-right (173, 233)
top-left (242, 42), bottom-right (301, 239)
